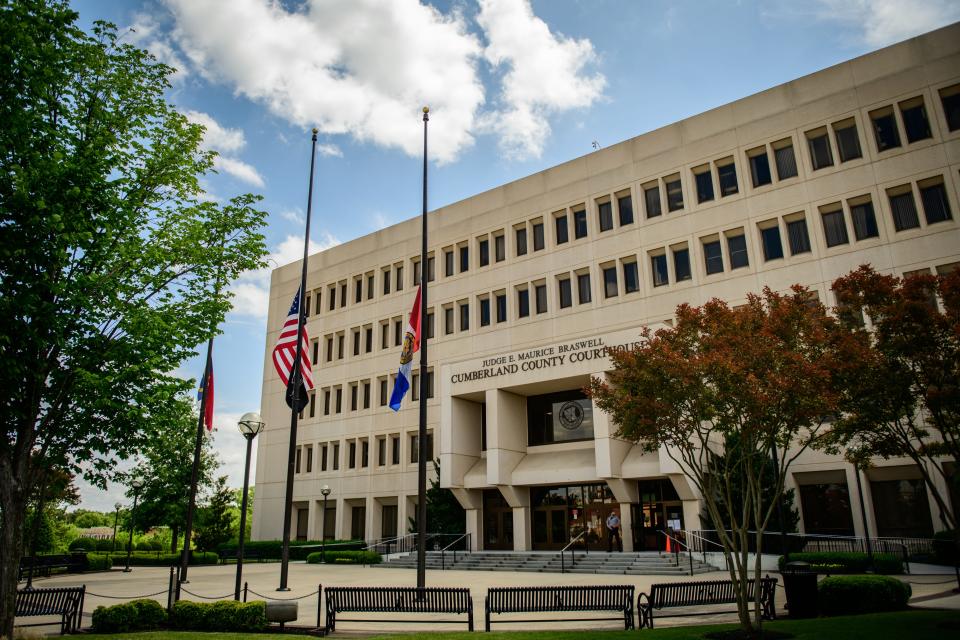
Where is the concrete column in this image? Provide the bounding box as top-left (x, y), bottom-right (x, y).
top-left (306, 499), bottom-right (317, 540)
top-left (846, 465), bottom-right (876, 538)
top-left (443, 395), bottom-right (482, 488)
top-left (512, 507), bottom-right (531, 551)
top-left (465, 509), bottom-right (481, 551)
top-left (618, 502), bottom-right (634, 552)
top-left (366, 496), bottom-right (378, 542)
top-left (485, 389), bottom-right (526, 486)
top-left (593, 372), bottom-right (632, 478)
top-left (334, 497), bottom-right (346, 541)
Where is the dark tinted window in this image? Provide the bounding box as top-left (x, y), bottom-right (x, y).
top-left (821, 209), bottom-right (849, 247)
top-left (871, 110), bottom-right (901, 151)
top-left (533, 222), bottom-right (545, 251)
top-left (623, 261), bottom-right (639, 293)
top-left (749, 152), bottom-right (772, 187)
top-left (517, 288), bottom-right (530, 318)
top-left (445, 250), bottom-right (454, 276)
top-left (787, 218), bottom-right (811, 255)
top-left (727, 234), bottom-right (749, 269)
top-left (459, 303), bottom-right (469, 331)
top-left (889, 192), bottom-right (920, 231)
top-left (651, 254), bottom-right (668, 287)
top-left (535, 284), bottom-right (547, 314)
top-left (774, 143), bottom-right (798, 179)
top-left (834, 123), bottom-right (862, 162)
top-left (901, 101), bottom-right (931, 142)
top-left (494, 234), bottom-right (506, 262)
top-left (920, 182), bottom-right (952, 224)
top-left (673, 248), bottom-right (691, 281)
top-left (761, 225), bottom-right (784, 261)
top-left (527, 390), bottom-right (594, 445)
top-left (444, 307), bottom-right (453, 334)
top-left (695, 170), bottom-right (714, 203)
top-left (577, 273), bottom-right (591, 304)
top-left (558, 278), bottom-right (572, 308)
top-left (479, 298), bottom-right (490, 327)
top-left (941, 86), bottom-right (960, 132)
top-left (555, 215), bottom-right (569, 244)
top-left (598, 201), bottom-right (613, 231)
top-left (459, 245), bottom-right (469, 272)
top-left (666, 178), bottom-right (684, 211)
top-left (718, 163), bottom-right (738, 196)
top-left (496, 293), bottom-right (507, 323)
top-left (808, 132), bottom-right (833, 170)
top-left (573, 209), bottom-right (588, 238)
top-left (850, 201), bottom-right (879, 240)
top-left (479, 239), bottom-right (489, 266)
top-left (704, 240), bottom-right (723, 275)
top-left (644, 185), bottom-right (662, 218)
top-left (603, 266), bottom-right (617, 298)
top-left (618, 194), bottom-right (634, 225)
top-left (516, 227), bottom-right (527, 255)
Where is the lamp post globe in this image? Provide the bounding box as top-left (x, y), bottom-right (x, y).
top-left (320, 485), bottom-right (331, 563)
top-left (124, 479), bottom-right (145, 572)
top-left (234, 412), bottom-right (265, 600)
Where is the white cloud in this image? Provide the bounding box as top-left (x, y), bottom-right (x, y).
top-left (476, 0), bottom-right (606, 159)
top-left (183, 109), bottom-right (247, 153)
top-left (123, 12), bottom-right (189, 82)
top-left (229, 232), bottom-right (340, 320)
top-left (280, 207), bottom-right (305, 224)
top-left (317, 143), bottom-right (343, 157)
top-left (213, 156), bottom-right (266, 188)
top-left (814, 0), bottom-right (960, 47)
top-left (371, 212), bottom-right (392, 230)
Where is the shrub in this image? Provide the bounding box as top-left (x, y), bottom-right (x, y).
top-left (306, 550), bottom-right (381, 565)
top-left (95, 539), bottom-right (116, 552)
top-left (149, 539), bottom-right (163, 551)
top-left (169, 600), bottom-right (267, 631)
top-left (100, 551), bottom-right (218, 566)
top-left (136, 541), bottom-right (153, 551)
top-left (68, 537), bottom-right (101, 552)
top-left (216, 539), bottom-right (363, 560)
top-left (778, 552), bottom-right (903, 574)
top-left (818, 575), bottom-right (911, 616)
top-left (91, 599), bottom-right (167, 633)
top-left (86, 554), bottom-right (113, 571)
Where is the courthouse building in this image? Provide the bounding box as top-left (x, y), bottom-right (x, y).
top-left (252, 23), bottom-right (960, 551)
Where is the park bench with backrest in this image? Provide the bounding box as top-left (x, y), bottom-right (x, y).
top-left (15, 585), bottom-right (86, 635)
top-left (485, 585), bottom-right (635, 631)
top-left (18, 553), bottom-right (89, 581)
top-left (324, 586), bottom-right (473, 633)
top-left (637, 577), bottom-right (777, 628)
top-left (218, 548), bottom-right (262, 564)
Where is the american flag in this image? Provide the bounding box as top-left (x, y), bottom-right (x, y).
top-left (272, 287), bottom-right (314, 401)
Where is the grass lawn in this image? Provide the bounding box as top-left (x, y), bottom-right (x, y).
top-left (73, 609), bottom-right (960, 639)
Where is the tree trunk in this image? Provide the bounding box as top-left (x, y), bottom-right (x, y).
top-left (0, 468), bottom-right (28, 640)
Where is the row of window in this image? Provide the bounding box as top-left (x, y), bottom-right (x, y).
top-left (301, 371), bottom-right (435, 419)
top-left (293, 432), bottom-right (434, 474)
top-left (297, 84), bottom-right (960, 321)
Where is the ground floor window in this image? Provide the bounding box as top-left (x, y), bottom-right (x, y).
top-left (871, 478), bottom-right (934, 538)
top-left (634, 479), bottom-right (684, 551)
top-left (483, 489), bottom-right (514, 550)
top-left (381, 504), bottom-right (398, 538)
top-left (351, 505), bottom-right (366, 541)
top-left (798, 481), bottom-right (854, 536)
top-left (530, 483), bottom-right (616, 551)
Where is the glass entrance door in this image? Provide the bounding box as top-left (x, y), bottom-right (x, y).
top-left (483, 489), bottom-right (514, 550)
top-left (636, 479), bottom-right (685, 551)
top-left (532, 506), bottom-right (568, 549)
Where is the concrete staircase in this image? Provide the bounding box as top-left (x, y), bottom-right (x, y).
top-left (382, 550), bottom-right (719, 575)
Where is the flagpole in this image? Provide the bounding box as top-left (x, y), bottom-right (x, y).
top-left (178, 336), bottom-right (213, 594)
top-left (278, 128), bottom-right (319, 591)
top-left (416, 107), bottom-right (429, 592)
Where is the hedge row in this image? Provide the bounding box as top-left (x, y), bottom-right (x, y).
top-left (86, 554), bottom-right (113, 571)
top-left (779, 551), bottom-right (903, 574)
top-left (88, 551), bottom-right (218, 566)
top-left (216, 539), bottom-right (363, 560)
top-left (69, 537), bottom-right (162, 552)
top-left (818, 575), bottom-right (911, 616)
top-left (305, 550), bottom-right (381, 565)
top-left (91, 599), bottom-right (267, 633)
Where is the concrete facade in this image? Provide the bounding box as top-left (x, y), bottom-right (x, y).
top-left (253, 23), bottom-right (960, 550)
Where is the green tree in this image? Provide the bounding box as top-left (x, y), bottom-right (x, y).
top-left (0, 2), bottom-right (267, 634)
top-left (829, 265), bottom-right (960, 531)
top-left (73, 511), bottom-right (109, 529)
top-left (408, 460), bottom-right (465, 536)
top-left (193, 476), bottom-right (235, 552)
top-left (589, 287), bottom-right (852, 633)
top-left (122, 394), bottom-right (219, 552)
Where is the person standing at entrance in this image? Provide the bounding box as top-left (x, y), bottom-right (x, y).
top-left (606, 510), bottom-right (622, 552)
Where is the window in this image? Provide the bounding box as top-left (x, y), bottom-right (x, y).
top-left (391, 435), bottom-right (400, 465)
top-left (651, 253), bottom-right (669, 287)
top-left (444, 249), bottom-right (454, 277)
top-left (787, 216), bottom-right (811, 255)
top-left (379, 378), bottom-right (387, 407)
top-left (515, 226), bottom-right (528, 256)
top-left (727, 233), bottom-right (749, 269)
top-left (760, 224), bottom-right (784, 261)
top-left (363, 381), bottom-right (371, 409)
top-left (426, 256), bottom-right (435, 282)
top-left (821, 205), bottom-right (849, 247)
top-left (577, 272), bottom-right (591, 304)
top-left (703, 239), bottom-right (723, 275)
top-left (807, 128), bottom-right (833, 170)
top-left (304, 293), bottom-right (311, 317)
top-left (348, 441), bottom-right (356, 469)
top-left (335, 387), bottom-right (342, 413)
top-left (394, 265), bottom-right (404, 292)
top-left (327, 286), bottom-right (335, 311)
top-left (598, 200), bottom-right (613, 231)
top-left (352, 329), bottom-right (360, 356)
top-left (324, 389), bottom-right (331, 415)
top-left (394, 319), bottom-right (402, 346)
top-left (517, 287), bottom-right (530, 318)
top-left (350, 384), bottom-right (358, 411)
top-left (332, 442), bottom-right (339, 470)
top-left (573, 209), bottom-right (588, 238)
top-left (306, 446), bottom-right (313, 472)
top-left (773, 139), bottom-right (798, 179)
top-left (459, 245), bottom-right (469, 272)
top-left (717, 161), bottom-right (738, 196)
top-left (555, 213), bottom-right (569, 244)
top-left (495, 292), bottom-right (507, 323)
top-left (920, 179), bottom-right (952, 224)
top-left (412, 260), bottom-right (421, 286)
top-left (321, 444), bottom-right (328, 471)
top-left (377, 438), bottom-right (386, 466)
top-left (326, 336), bottom-right (333, 362)
top-left (673, 247), bottom-right (691, 281)
top-left (410, 432), bottom-right (434, 464)
top-left (622, 260), bottom-right (639, 293)
top-left (870, 106), bottom-right (901, 151)
top-left (354, 277), bottom-right (363, 304)
top-left (665, 176), bottom-right (684, 211)
top-left (361, 440), bottom-right (369, 467)
top-left (425, 311), bottom-right (434, 339)
top-left (412, 373), bottom-right (419, 401)
top-left (339, 282), bottom-right (347, 307)
top-left (367, 273), bottom-right (375, 299)
top-left (849, 198), bottom-right (879, 240)
top-left (694, 167), bottom-right (714, 203)
top-left (444, 306), bottom-right (454, 335)
top-left (479, 238), bottom-right (489, 267)
top-left (309, 392), bottom-right (316, 418)
top-left (888, 188), bottom-right (920, 231)
top-left (459, 301), bottom-right (469, 331)
top-left (380, 322), bottom-right (389, 349)
top-left (382, 268), bottom-right (391, 295)
top-left (532, 221), bottom-right (545, 250)
top-left (833, 119), bottom-right (862, 162)
top-left (312, 340), bottom-right (319, 365)
top-left (494, 234), bottom-right (506, 262)
top-left (644, 183), bottom-right (662, 218)
top-left (603, 265), bottom-right (618, 298)
top-left (940, 84), bottom-right (960, 132)
top-left (364, 326), bottom-right (373, 353)
top-left (899, 97), bottom-right (931, 143)
top-left (617, 193), bottom-right (634, 225)
top-left (748, 148), bottom-right (772, 187)
top-left (558, 276), bottom-right (572, 308)
top-left (295, 447), bottom-right (301, 473)
top-left (479, 297), bottom-right (490, 327)
top-left (535, 283), bottom-right (547, 314)
top-left (337, 333), bottom-right (344, 359)
top-left (527, 390), bottom-right (594, 445)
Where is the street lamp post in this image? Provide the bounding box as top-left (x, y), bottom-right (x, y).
top-left (235, 412), bottom-right (265, 601)
top-left (320, 485), bottom-right (331, 563)
top-left (112, 502), bottom-right (122, 551)
top-left (124, 479), bottom-right (144, 572)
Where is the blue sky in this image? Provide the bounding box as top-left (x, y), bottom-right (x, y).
top-left (70, 0), bottom-right (960, 511)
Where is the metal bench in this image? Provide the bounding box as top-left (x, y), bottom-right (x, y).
top-left (18, 553), bottom-right (88, 581)
top-left (637, 577), bottom-right (777, 629)
top-left (15, 585), bottom-right (86, 635)
top-left (324, 586), bottom-right (473, 633)
top-left (218, 549), bottom-right (261, 564)
top-left (485, 585), bottom-right (635, 632)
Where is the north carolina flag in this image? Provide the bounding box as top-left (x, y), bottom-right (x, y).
top-left (389, 286), bottom-right (422, 411)
top-left (197, 355), bottom-right (214, 432)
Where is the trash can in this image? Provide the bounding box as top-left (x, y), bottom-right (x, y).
top-left (781, 561), bottom-right (818, 618)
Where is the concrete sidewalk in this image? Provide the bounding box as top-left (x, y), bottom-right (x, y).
top-left (18, 560), bottom-right (960, 635)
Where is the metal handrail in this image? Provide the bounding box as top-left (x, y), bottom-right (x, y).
top-left (440, 532), bottom-right (472, 569)
top-left (364, 535), bottom-right (411, 556)
top-left (658, 530), bottom-right (693, 576)
top-left (560, 530), bottom-right (589, 574)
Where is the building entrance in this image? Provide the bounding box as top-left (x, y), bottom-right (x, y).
top-left (482, 489), bottom-right (514, 550)
top-left (634, 479), bottom-right (684, 551)
top-left (530, 483), bottom-right (617, 551)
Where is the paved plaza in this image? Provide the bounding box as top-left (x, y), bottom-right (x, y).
top-left (18, 559), bottom-right (960, 635)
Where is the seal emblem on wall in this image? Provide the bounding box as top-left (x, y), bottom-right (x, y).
top-left (558, 401), bottom-right (584, 430)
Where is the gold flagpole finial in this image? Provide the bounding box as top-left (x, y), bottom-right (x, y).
top-left (422, 106), bottom-right (429, 114)
top-left (312, 127), bottom-right (319, 134)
